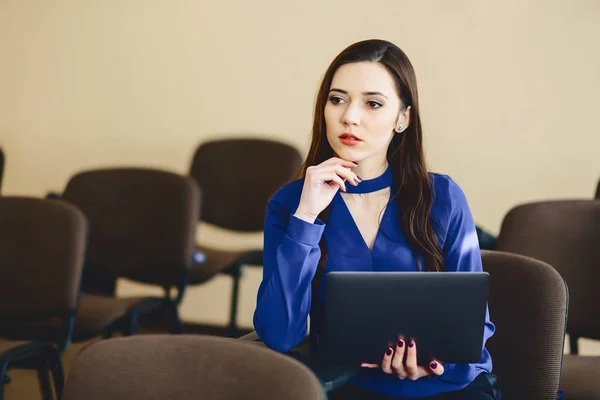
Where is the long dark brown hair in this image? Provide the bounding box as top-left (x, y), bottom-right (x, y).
top-left (299, 39), bottom-right (445, 274)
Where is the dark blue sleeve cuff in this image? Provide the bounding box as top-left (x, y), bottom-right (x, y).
top-left (286, 215), bottom-right (326, 247)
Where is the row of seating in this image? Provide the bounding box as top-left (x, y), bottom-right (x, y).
top-left (1, 142), bottom-right (599, 399)
top-left (495, 198), bottom-right (600, 400)
top-left (0, 243), bottom-right (571, 400)
top-left (54, 247), bottom-right (569, 400)
top-left (28, 250), bottom-right (566, 400)
top-left (0, 140), bottom-right (304, 399)
top-left (0, 140), bottom-right (304, 337)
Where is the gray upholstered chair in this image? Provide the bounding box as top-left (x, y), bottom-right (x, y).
top-left (63, 334), bottom-right (325, 400)
top-left (61, 168), bottom-right (200, 336)
top-left (496, 200), bottom-right (600, 399)
top-left (482, 250), bottom-right (567, 400)
top-left (0, 196), bottom-right (88, 399)
top-left (187, 138), bottom-right (303, 335)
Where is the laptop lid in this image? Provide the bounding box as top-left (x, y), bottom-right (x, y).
top-left (320, 271), bottom-right (489, 365)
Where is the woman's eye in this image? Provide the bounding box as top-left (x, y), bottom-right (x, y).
top-left (367, 101), bottom-right (383, 109)
top-left (329, 96), bottom-right (345, 105)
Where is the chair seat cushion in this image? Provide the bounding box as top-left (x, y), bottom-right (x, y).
top-left (189, 246), bottom-right (250, 283)
top-left (73, 294), bottom-right (162, 340)
top-left (0, 340), bottom-right (32, 354)
top-left (561, 354), bottom-right (600, 400)
top-left (0, 340), bottom-right (55, 364)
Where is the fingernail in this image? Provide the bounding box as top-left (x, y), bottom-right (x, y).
top-left (409, 341), bottom-right (414, 348)
top-left (357, 176), bottom-right (362, 181)
top-left (430, 361), bottom-right (438, 369)
top-left (386, 347), bottom-right (393, 356)
top-left (397, 339), bottom-right (404, 348)
top-left (353, 161), bottom-right (359, 165)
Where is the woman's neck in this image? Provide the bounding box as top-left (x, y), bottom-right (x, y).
top-left (351, 160), bottom-right (389, 180)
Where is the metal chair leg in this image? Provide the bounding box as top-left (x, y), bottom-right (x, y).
top-left (124, 311), bottom-right (140, 336)
top-left (47, 348), bottom-right (64, 400)
top-left (1, 347), bottom-right (63, 400)
top-left (36, 365), bottom-right (53, 400)
top-left (570, 335), bottom-right (579, 355)
top-left (228, 265), bottom-right (242, 337)
top-left (170, 302), bottom-right (184, 334)
top-left (0, 363), bottom-right (9, 400)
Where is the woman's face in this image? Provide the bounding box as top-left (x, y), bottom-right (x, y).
top-left (324, 61), bottom-right (408, 168)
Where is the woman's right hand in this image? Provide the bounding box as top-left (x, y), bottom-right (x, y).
top-left (294, 157), bottom-right (361, 223)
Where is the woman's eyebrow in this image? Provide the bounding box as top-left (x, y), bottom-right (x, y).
top-left (329, 88), bottom-right (389, 100)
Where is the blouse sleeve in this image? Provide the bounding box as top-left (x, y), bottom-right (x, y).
top-left (253, 194), bottom-right (326, 353)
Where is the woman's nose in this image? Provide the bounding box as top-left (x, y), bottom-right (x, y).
top-left (341, 103), bottom-right (361, 126)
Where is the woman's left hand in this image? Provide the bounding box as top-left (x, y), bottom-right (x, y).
top-left (361, 338), bottom-right (444, 380)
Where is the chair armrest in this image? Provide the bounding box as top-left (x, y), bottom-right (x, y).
top-left (238, 330), bottom-right (261, 342)
top-left (236, 250), bottom-right (263, 266)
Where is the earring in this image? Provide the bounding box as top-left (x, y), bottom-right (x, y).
top-left (395, 126), bottom-right (403, 133)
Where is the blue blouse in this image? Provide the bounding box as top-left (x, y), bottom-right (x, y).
top-left (253, 166), bottom-right (494, 399)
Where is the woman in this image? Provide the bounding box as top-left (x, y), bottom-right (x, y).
top-left (253, 39), bottom-right (501, 400)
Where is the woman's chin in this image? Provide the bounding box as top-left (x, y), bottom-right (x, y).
top-left (332, 146), bottom-right (361, 161)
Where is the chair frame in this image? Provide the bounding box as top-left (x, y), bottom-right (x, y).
top-left (0, 342), bottom-right (64, 400)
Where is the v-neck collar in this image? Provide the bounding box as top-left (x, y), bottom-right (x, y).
top-left (335, 193), bottom-right (392, 254)
top-left (335, 164), bottom-right (394, 253)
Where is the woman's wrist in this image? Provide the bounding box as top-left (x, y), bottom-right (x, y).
top-left (293, 210), bottom-right (317, 224)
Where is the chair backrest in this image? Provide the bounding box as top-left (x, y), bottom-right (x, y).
top-left (495, 200), bottom-right (600, 340)
top-left (63, 334), bottom-right (325, 400)
top-left (482, 250), bottom-right (567, 400)
top-left (189, 138), bottom-right (303, 232)
top-left (62, 168), bottom-right (200, 286)
top-left (0, 197), bottom-right (87, 320)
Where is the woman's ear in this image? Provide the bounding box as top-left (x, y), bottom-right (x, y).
top-left (395, 105), bottom-right (411, 133)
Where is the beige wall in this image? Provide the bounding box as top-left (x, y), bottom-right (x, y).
top-left (1, 0), bottom-right (599, 332)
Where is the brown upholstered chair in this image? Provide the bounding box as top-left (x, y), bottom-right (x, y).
top-left (63, 334), bottom-right (325, 400)
top-left (61, 168), bottom-right (200, 336)
top-left (188, 138), bottom-right (303, 335)
top-left (481, 250), bottom-right (567, 400)
top-left (495, 200), bottom-right (600, 400)
top-left (0, 196), bottom-right (87, 400)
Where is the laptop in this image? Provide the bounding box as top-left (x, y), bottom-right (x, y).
top-left (320, 271), bottom-right (489, 365)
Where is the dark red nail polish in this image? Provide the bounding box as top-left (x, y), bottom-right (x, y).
top-left (386, 347), bottom-right (393, 356)
top-left (357, 176), bottom-right (362, 181)
top-left (409, 341), bottom-right (414, 348)
top-left (397, 339), bottom-right (404, 348)
top-left (430, 361), bottom-right (437, 369)
top-left (353, 161), bottom-right (359, 165)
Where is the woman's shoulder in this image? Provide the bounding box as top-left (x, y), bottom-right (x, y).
top-left (429, 172), bottom-right (462, 197)
top-left (428, 172), bottom-right (471, 218)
